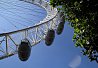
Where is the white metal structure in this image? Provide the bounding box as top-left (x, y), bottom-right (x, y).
top-left (0, 0), bottom-right (59, 60)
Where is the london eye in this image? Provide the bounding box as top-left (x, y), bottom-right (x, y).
top-left (0, 0), bottom-right (65, 61)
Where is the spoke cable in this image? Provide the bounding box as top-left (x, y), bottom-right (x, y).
top-left (0, 2), bottom-right (45, 18)
top-left (0, 0), bottom-right (46, 14)
top-left (0, 5), bottom-right (36, 25)
top-left (0, 13), bottom-right (19, 30)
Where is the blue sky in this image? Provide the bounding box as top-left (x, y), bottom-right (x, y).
top-left (0, 0), bottom-right (98, 68)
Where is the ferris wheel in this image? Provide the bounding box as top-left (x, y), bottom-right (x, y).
top-left (0, 0), bottom-right (65, 61)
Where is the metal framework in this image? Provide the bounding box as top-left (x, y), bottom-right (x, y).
top-left (0, 0), bottom-right (59, 60)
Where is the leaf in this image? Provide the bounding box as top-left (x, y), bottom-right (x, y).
top-left (75, 18), bottom-right (79, 22)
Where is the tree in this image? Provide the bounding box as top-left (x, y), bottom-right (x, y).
top-left (50, 0), bottom-right (98, 63)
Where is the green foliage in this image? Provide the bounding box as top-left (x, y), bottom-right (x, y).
top-left (50, 0), bottom-right (98, 63)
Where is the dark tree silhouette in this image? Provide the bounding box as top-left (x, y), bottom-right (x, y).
top-left (50, 0), bottom-right (98, 63)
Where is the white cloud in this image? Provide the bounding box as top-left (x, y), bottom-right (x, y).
top-left (69, 55), bottom-right (81, 68)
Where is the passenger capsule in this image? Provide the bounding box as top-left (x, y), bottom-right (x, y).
top-left (18, 39), bottom-right (31, 61)
top-left (59, 12), bottom-right (65, 24)
top-left (61, 16), bottom-right (65, 24)
top-left (56, 22), bottom-right (64, 35)
top-left (45, 29), bottom-right (55, 46)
